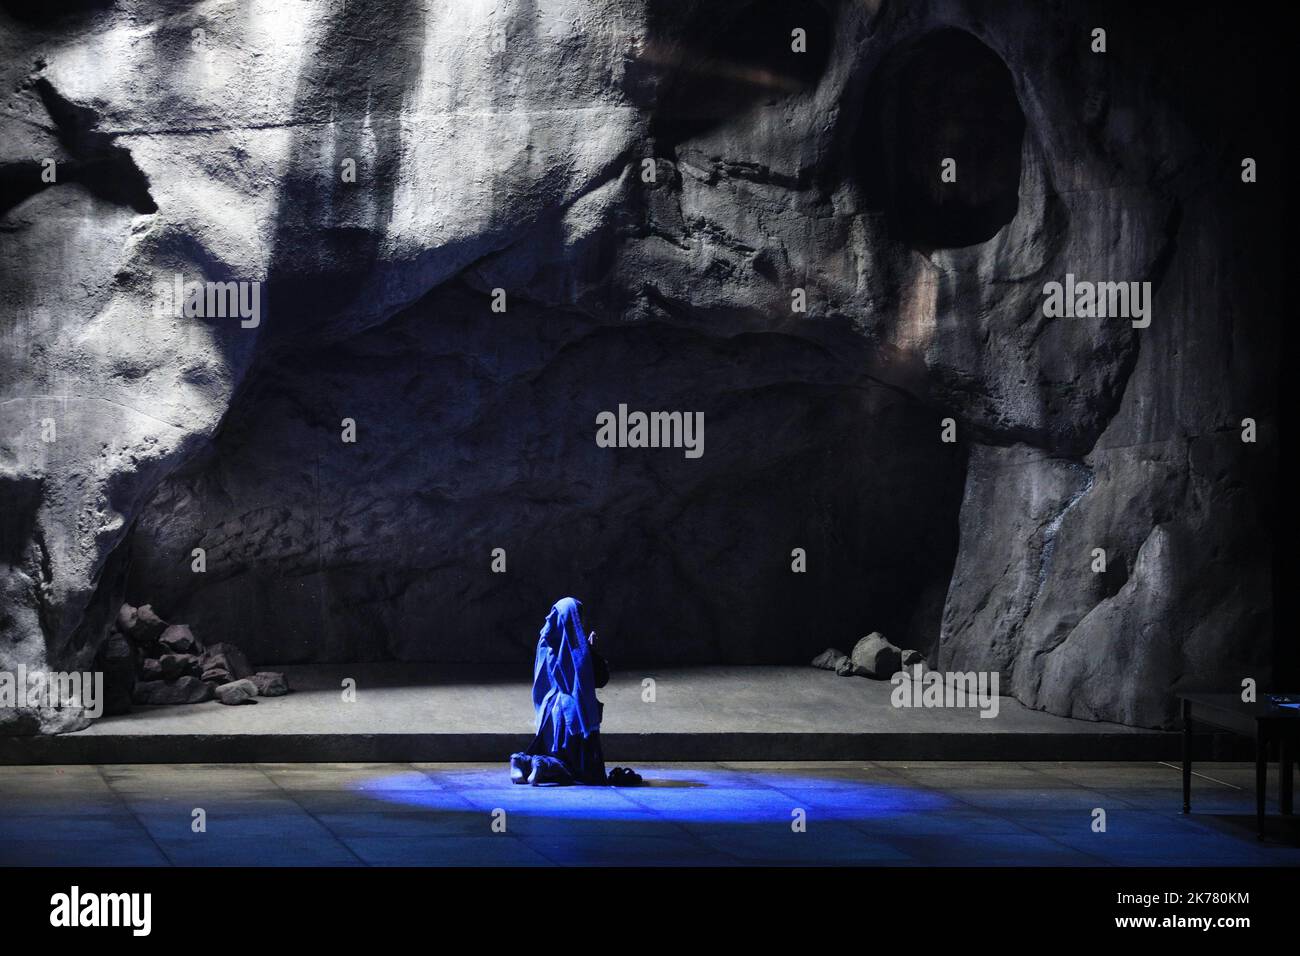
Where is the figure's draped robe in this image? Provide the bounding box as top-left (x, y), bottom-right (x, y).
top-left (524, 597), bottom-right (608, 784)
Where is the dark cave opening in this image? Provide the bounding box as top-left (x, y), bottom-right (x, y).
top-left (649, 0), bottom-right (833, 150)
top-left (856, 28), bottom-right (1025, 250)
top-left (121, 286), bottom-right (969, 670)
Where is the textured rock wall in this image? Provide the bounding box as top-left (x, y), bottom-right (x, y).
top-left (0, 0), bottom-right (1281, 731)
top-left (929, 4), bottom-right (1283, 727)
top-left (127, 284), bottom-right (966, 666)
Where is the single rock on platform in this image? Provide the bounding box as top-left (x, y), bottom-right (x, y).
top-left (849, 632), bottom-right (902, 679)
top-left (249, 672), bottom-right (289, 697)
top-left (216, 679), bottom-right (259, 705)
top-left (200, 643), bottom-right (253, 684)
top-left (811, 648), bottom-right (849, 672)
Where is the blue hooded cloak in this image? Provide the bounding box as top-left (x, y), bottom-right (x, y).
top-left (523, 597), bottom-right (607, 784)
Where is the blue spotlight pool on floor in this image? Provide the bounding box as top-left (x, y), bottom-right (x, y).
top-left (355, 766), bottom-right (956, 824)
top-left (323, 763), bottom-right (1300, 866)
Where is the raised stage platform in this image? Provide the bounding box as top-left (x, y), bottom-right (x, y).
top-left (1, 665), bottom-right (1241, 764)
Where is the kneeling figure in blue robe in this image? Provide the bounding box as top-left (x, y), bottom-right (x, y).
top-left (510, 597), bottom-right (638, 786)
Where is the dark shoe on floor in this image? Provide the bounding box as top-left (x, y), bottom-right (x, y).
top-left (608, 766), bottom-right (643, 786)
top-left (509, 752), bottom-right (532, 785)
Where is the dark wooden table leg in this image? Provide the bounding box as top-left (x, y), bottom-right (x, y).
top-left (1281, 733), bottom-right (1294, 816)
top-left (1256, 724), bottom-right (1267, 840)
top-left (1182, 699), bottom-right (1192, 814)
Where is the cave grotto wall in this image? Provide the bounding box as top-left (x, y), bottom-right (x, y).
top-left (0, 0), bottom-right (1281, 732)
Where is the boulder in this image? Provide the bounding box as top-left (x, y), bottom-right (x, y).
top-left (849, 633), bottom-right (902, 679)
top-left (132, 676), bottom-right (215, 705)
top-left (158, 624), bottom-right (202, 655)
top-left (901, 649), bottom-right (925, 667)
top-left (216, 679), bottom-right (259, 705)
top-left (139, 658), bottom-right (162, 681)
top-left (159, 653), bottom-right (201, 681)
top-left (810, 648), bottom-right (849, 672)
top-left (200, 643), bottom-right (253, 684)
top-left (249, 672), bottom-right (289, 698)
top-left (130, 604), bottom-right (169, 643)
top-left (115, 603), bottom-right (139, 636)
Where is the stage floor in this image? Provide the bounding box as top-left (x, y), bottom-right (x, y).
top-left (1, 760), bottom-right (1296, 866)
top-left (3, 665), bottom-right (1224, 763)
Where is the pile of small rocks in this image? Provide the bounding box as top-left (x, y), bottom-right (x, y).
top-left (95, 603), bottom-right (289, 715)
top-left (811, 632), bottom-right (925, 679)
